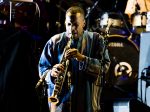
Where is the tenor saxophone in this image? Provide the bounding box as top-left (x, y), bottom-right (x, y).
top-left (48, 36), bottom-right (73, 104)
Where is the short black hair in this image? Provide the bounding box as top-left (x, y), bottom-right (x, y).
top-left (66, 6), bottom-right (85, 18)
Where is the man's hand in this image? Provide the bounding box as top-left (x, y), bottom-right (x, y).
top-left (65, 48), bottom-right (86, 61)
top-left (51, 64), bottom-right (64, 77)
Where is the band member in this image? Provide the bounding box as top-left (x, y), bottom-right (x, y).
top-left (38, 5), bottom-right (110, 112)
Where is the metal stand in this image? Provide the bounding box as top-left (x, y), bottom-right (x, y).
top-left (85, 0), bottom-right (100, 31)
top-left (37, 81), bottom-right (49, 112)
top-left (35, 71), bottom-right (50, 112)
top-left (67, 71), bottom-right (72, 112)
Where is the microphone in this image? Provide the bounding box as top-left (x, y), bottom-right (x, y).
top-left (35, 70), bottom-right (49, 89)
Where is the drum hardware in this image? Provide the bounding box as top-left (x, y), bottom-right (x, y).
top-left (104, 35), bottom-right (139, 94)
top-left (85, 0), bottom-right (99, 19)
top-left (131, 12), bottom-right (147, 34)
top-left (118, 12), bottom-right (132, 35)
top-left (98, 12), bottom-right (132, 37)
top-left (131, 13), bottom-right (147, 27)
top-left (108, 18), bottom-right (123, 27)
top-left (0, 1), bottom-right (39, 29)
top-left (0, 11), bottom-right (8, 26)
top-left (100, 12), bottom-right (124, 28)
top-left (105, 18), bottom-right (113, 36)
top-left (114, 0), bottom-right (118, 9)
top-left (103, 18), bottom-right (129, 38)
top-left (86, 0), bottom-right (99, 30)
top-left (128, 33), bottom-right (132, 40)
top-left (100, 12), bottom-right (109, 28)
top-left (104, 17), bottom-right (124, 37)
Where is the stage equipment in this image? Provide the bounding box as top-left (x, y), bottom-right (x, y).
top-left (0, 2), bottom-right (10, 28)
top-left (97, 12), bottom-right (130, 36)
top-left (0, 1), bottom-right (40, 29)
top-left (104, 34), bottom-right (139, 96)
top-left (138, 32), bottom-right (150, 107)
top-left (131, 12), bottom-right (147, 34)
top-left (125, 0), bottom-right (150, 17)
top-left (86, 0), bottom-right (100, 30)
top-left (100, 12), bottom-right (123, 28)
top-left (9, 0), bottom-right (33, 23)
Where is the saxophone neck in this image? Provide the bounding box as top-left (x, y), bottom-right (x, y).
top-left (68, 36), bottom-right (73, 47)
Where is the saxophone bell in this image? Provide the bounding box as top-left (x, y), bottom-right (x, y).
top-left (48, 94), bottom-right (59, 104)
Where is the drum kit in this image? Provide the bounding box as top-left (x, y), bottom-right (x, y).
top-left (94, 11), bottom-right (149, 95)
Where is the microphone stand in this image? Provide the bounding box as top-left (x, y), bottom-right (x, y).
top-left (101, 35), bottom-right (109, 88)
top-left (67, 71), bottom-right (72, 112)
top-left (99, 19), bottom-right (113, 87)
top-left (85, 0), bottom-right (100, 31)
top-left (35, 70), bottom-right (49, 112)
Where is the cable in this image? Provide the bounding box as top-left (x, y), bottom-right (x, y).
top-left (119, 12), bottom-right (132, 35)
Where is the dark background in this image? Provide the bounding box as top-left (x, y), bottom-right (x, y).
top-left (1, 0), bottom-right (149, 112)
top-left (1, 0), bottom-right (129, 44)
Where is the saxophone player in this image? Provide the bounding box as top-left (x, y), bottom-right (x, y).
top-left (38, 5), bottom-right (110, 112)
